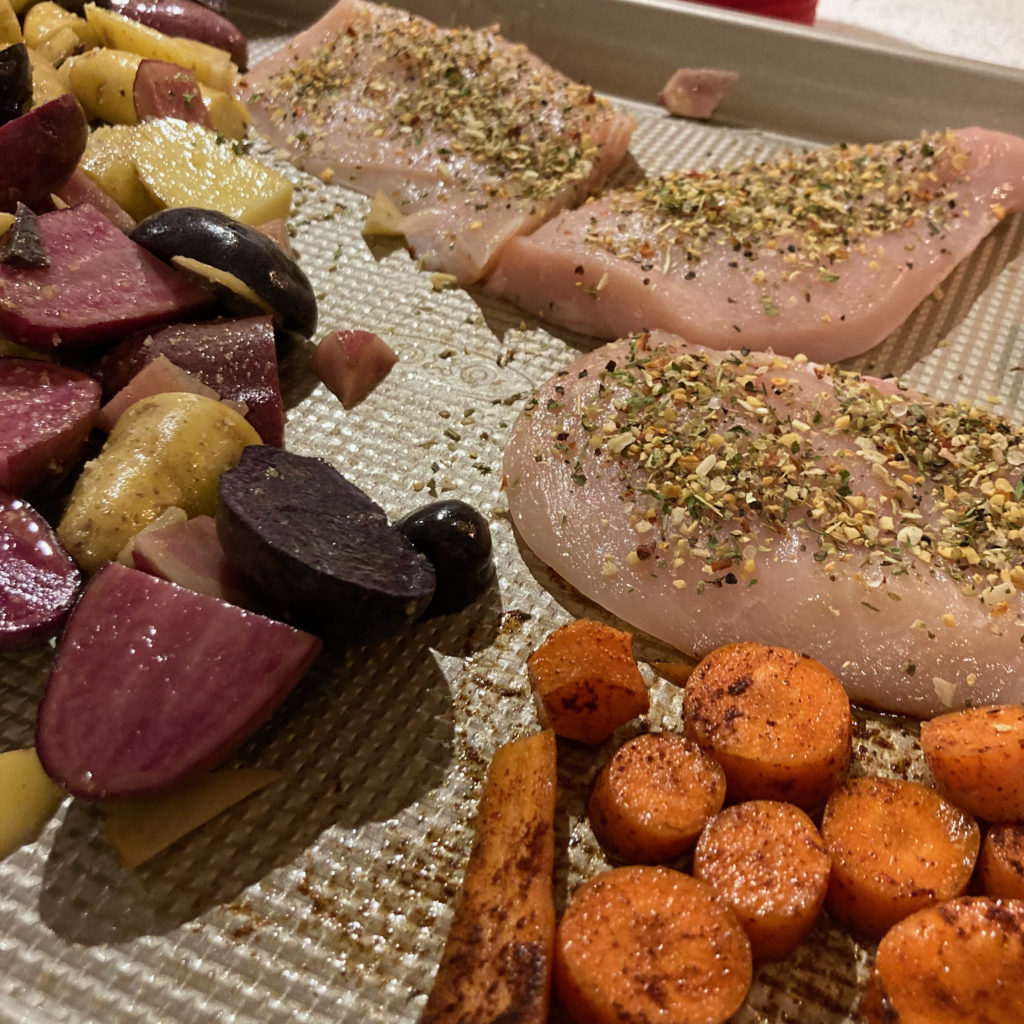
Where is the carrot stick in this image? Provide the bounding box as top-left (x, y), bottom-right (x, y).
top-left (821, 776), bottom-right (980, 940)
top-left (682, 641), bottom-right (851, 810)
top-left (861, 897), bottom-right (1024, 1023)
top-left (920, 704), bottom-right (1024, 822)
top-left (693, 800), bottom-right (831, 961)
top-left (587, 731), bottom-right (725, 863)
top-left (553, 865), bottom-right (752, 1024)
top-left (420, 730), bottom-right (556, 1024)
top-left (976, 823), bottom-right (1024, 900)
top-left (526, 619), bottom-right (649, 744)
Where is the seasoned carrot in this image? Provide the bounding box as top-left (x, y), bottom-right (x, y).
top-left (920, 704), bottom-right (1024, 822)
top-left (682, 642), bottom-right (851, 809)
top-left (587, 732), bottom-right (726, 863)
top-left (693, 800), bottom-right (831, 962)
top-left (420, 730), bottom-right (556, 1024)
top-left (526, 619), bottom-right (649, 744)
top-left (976, 823), bottom-right (1024, 900)
top-left (820, 776), bottom-right (980, 940)
top-left (553, 865), bottom-right (752, 1024)
top-left (860, 897), bottom-right (1024, 1023)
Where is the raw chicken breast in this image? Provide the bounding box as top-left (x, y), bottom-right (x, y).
top-left (241, 0), bottom-right (635, 283)
top-left (504, 330), bottom-right (1024, 716)
top-left (488, 128), bottom-right (1024, 360)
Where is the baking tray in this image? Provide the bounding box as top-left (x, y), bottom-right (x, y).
top-left (1, 1), bottom-right (1022, 1022)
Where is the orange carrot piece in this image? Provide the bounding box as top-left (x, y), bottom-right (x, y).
top-left (821, 776), bottom-right (980, 940)
top-left (693, 800), bottom-right (831, 962)
top-left (860, 897), bottom-right (1024, 1023)
top-left (920, 704), bottom-right (1024, 822)
top-left (682, 642), bottom-right (851, 809)
top-left (976, 823), bottom-right (1024, 900)
top-left (420, 730), bottom-right (557, 1024)
top-left (587, 731), bottom-right (725, 863)
top-left (554, 865), bottom-right (752, 1024)
top-left (526, 619), bottom-right (649, 744)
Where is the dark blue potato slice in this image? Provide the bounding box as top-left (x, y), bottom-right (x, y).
top-left (216, 446), bottom-right (436, 636)
top-left (35, 562), bottom-right (322, 799)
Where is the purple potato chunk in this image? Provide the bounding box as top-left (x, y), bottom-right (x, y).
top-left (0, 489), bottom-right (80, 649)
top-left (0, 44), bottom-right (31, 126)
top-left (0, 204), bottom-right (214, 350)
top-left (0, 203), bottom-right (49, 268)
top-left (93, 316), bottom-right (285, 446)
top-left (216, 446), bottom-right (436, 636)
top-left (0, 357), bottom-right (101, 496)
top-left (35, 562), bottom-right (322, 799)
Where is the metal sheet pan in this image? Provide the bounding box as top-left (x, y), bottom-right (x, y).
top-left (2, 2), bottom-right (1022, 1022)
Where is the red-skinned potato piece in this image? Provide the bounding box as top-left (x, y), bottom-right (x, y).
top-left (108, 0), bottom-right (248, 69)
top-left (0, 489), bottom-right (80, 649)
top-left (97, 354), bottom-right (221, 432)
top-left (93, 316), bottom-right (284, 445)
top-left (0, 357), bottom-right (101, 496)
top-left (0, 204), bottom-right (214, 350)
top-left (131, 513), bottom-right (260, 609)
top-left (35, 562), bottom-right (322, 799)
top-left (312, 329), bottom-right (398, 410)
top-left (0, 94), bottom-right (88, 211)
top-left (133, 60), bottom-right (212, 126)
top-left (52, 169), bottom-right (136, 232)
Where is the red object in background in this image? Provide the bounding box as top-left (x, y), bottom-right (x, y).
top-left (695, 0), bottom-right (817, 26)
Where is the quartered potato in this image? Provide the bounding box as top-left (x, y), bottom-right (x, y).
top-left (134, 119), bottom-right (293, 224)
top-left (0, 748), bottom-right (64, 859)
top-left (80, 122), bottom-right (159, 219)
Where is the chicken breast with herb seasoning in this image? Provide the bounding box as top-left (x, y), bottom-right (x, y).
top-left (240, 0), bottom-right (635, 283)
top-left (487, 128), bottom-right (1024, 360)
top-left (504, 330), bottom-right (1024, 717)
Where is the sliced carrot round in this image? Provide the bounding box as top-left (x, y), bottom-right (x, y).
top-left (682, 642), bottom-right (851, 809)
top-left (821, 776), bottom-right (980, 940)
top-left (861, 897), bottom-right (1024, 1023)
top-left (977, 823), bottom-right (1024, 900)
top-left (587, 732), bottom-right (726, 863)
top-left (693, 800), bottom-right (830, 961)
top-left (554, 865), bottom-right (752, 1024)
top-left (920, 704), bottom-right (1024, 822)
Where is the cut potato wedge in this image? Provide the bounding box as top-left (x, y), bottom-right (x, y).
top-left (199, 83), bottom-right (250, 140)
top-left (134, 119), bottom-right (293, 224)
top-left (0, 0), bottom-right (23, 44)
top-left (0, 748), bottom-right (64, 859)
top-left (104, 768), bottom-right (279, 868)
top-left (84, 3), bottom-right (236, 92)
top-left (62, 48), bottom-right (141, 125)
top-left (27, 45), bottom-right (70, 106)
top-left (80, 123), bottom-right (160, 220)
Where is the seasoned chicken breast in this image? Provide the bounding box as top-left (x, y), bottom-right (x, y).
top-left (488, 128), bottom-right (1024, 360)
top-left (241, 0), bottom-right (635, 283)
top-left (504, 330), bottom-right (1024, 716)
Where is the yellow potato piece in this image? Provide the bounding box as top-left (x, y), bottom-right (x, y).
top-left (57, 392), bottom-right (261, 574)
top-left (0, 749), bottom-right (64, 859)
top-left (62, 48), bottom-right (142, 125)
top-left (0, 0), bottom-right (22, 45)
top-left (134, 119), bottom-right (293, 224)
top-left (80, 123), bottom-right (160, 220)
top-left (83, 2), bottom-right (236, 92)
top-left (27, 45), bottom-right (71, 106)
top-left (105, 769), bottom-right (279, 869)
top-left (362, 190), bottom-right (406, 238)
top-left (199, 84), bottom-right (251, 140)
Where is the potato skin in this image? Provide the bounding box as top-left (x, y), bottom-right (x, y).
top-left (57, 391), bottom-right (259, 573)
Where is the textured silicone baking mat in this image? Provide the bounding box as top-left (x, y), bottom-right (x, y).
top-left (1, 1), bottom-right (1022, 1022)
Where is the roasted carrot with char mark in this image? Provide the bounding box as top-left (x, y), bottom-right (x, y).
top-left (420, 730), bottom-right (557, 1024)
top-left (976, 823), bottom-right (1024, 900)
top-left (526, 619), bottom-right (648, 744)
top-left (682, 641), bottom-right (851, 810)
top-left (693, 800), bottom-right (831, 962)
top-left (587, 731), bottom-right (725, 863)
top-left (553, 865), bottom-right (752, 1024)
top-left (920, 704), bottom-right (1024, 822)
top-left (821, 776), bottom-right (980, 940)
top-left (860, 897), bottom-right (1024, 1023)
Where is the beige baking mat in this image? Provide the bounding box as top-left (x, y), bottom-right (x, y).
top-left (1, 6), bottom-right (1022, 1024)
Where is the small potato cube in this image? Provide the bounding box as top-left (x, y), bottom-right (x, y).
top-left (526, 619), bottom-right (649, 744)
